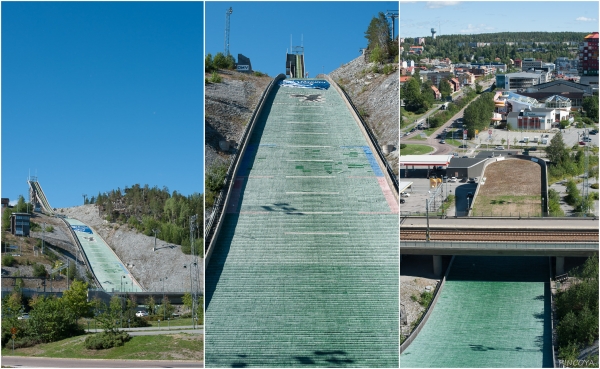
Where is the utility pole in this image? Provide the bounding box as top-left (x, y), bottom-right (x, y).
top-left (82, 194), bottom-right (87, 205)
top-left (152, 229), bottom-right (159, 252)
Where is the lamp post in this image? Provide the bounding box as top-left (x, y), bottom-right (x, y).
top-left (161, 277), bottom-right (168, 321)
top-left (184, 263), bottom-right (197, 329)
top-left (152, 229), bottom-right (160, 252)
top-left (121, 276), bottom-right (126, 328)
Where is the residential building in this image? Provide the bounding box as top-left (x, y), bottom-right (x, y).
top-left (579, 32), bottom-right (599, 76)
top-left (414, 37), bottom-right (425, 45)
top-left (409, 46), bottom-right (424, 55)
top-left (521, 58), bottom-right (543, 71)
top-left (496, 71), bottom-right (545, 90)
top-left (431, 85), bottom-right (441, 100)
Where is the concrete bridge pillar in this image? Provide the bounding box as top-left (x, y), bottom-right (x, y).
top-left (433, 255), bottom-right (443, 277)
top-left (556, 256), bottom-right (565, 276)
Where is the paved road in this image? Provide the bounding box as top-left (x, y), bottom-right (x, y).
top-left (401, 80), bottom-right (496, 156)
top-left (85, 325), bottom-right (203, 333)
top-left (1, 356), bottom-right (204, 368)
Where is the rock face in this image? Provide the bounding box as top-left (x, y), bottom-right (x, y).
top-left (59, 205), bottom-right (202, 293)
top-left (329, 56), bottom-right (399, 175)
top-left (204, 71), bottom-right (273, 171)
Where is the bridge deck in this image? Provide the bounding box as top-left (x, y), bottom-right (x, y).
top-left (401, 241), bottom-right (598, 256)
top-left (206, 80), bottom-right (399, 367)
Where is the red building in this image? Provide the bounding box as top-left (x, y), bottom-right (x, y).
top-left (579, 32), bottom-right (599, 76)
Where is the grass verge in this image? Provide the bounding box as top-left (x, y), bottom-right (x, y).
top-left (400, 144), bottom-right (434, 155)
top-left (1, 333), bottom-right (203, 361)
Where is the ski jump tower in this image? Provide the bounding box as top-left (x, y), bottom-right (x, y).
top-left (28, 176), bottom-right (54, 214)
top-left (286, 35), bottom-right (305, 78)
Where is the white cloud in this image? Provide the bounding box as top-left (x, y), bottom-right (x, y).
top-left (426, 1), bottom-right (461, 9)
top-left (460, 24), bottom-right (495, 34)
top-left (9, 199), bottom-right (18, 206)
top-left (576, 16), bottom-right (597, 22)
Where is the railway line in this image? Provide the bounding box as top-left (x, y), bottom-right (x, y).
top-left (400, 229), bottom-right (598, 242)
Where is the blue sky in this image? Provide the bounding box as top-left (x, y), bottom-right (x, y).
top-left (205, 1), bottom-right (398, 78)
top-left (400, 1), bottom-right (599, 38)
top-left (2, 2), bottom-right (203, 208)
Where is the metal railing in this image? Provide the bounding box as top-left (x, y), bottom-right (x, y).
top-left (204, 74), bottom-right (286, 255)
top-left (60, 217), bottom-right (102, 289)
top-left (400, 241), bottom-right (598, 250)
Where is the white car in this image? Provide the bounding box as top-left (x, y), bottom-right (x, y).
top-left (17, 313), bottom-right (29, 320)
top-left (448, 177), bottom-right (457, 182)
top-left (135, 311), bottom-right (149, 318)
top-left (400, 192), bottom-right (410, 197)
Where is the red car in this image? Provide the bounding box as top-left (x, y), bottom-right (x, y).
top-left (579, 141), bottom-right (586, 145)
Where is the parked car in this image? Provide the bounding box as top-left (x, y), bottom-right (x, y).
top-left (442, 175), bottom-right (448, 182)
top-left (579, 141), bottom-right (586, 145)
top-left (18, 313), bottom-right (29, 320)
top-left (583, 137), bottom-right (592, 142)
top-left (495, 146), bottom-right (504, 150)
top-left (468, 177), bottom-right (476, 183)
top-left (448, 176), bottom-right (457, 182)
top-left (400, 192), bottom-right (410, 197)
top-left (440, 140), bottom-right (446, 144)
top-left (135, 311), bottom-right (149, 318)
top-left (400, 198), bottom-right (406, 204)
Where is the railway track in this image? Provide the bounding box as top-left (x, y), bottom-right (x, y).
top-left (400, 230), bottom-right (598, 242)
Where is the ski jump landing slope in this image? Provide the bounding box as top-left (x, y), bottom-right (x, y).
top-left (65, 218), bottom-right (143, 293)
top-left (206, 79), bottom-right (399, 367)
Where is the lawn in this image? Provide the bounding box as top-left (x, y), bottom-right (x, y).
top-left (400, 144), bottom-right (434, 155)
top-left (472, 159), bottom-right (542, 216)
top-left (1, 333), bottom-right (203, 361)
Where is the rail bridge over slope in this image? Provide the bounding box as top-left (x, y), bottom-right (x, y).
top-left (205, 77), bottom-right (399, 367)
top-left (400, 217), bottom-right (598, 275)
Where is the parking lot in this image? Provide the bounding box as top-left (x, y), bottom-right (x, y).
top-left (400, 173), bottom-right (479, 216)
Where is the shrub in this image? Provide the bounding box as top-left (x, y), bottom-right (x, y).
top-left (2, 254), bottom-right (16, 267)
top-left (84, 331), bottom-right (131, 350)
top-left (382, 64), bottom-right (394, 75)
top-left (419, 290), bottom-right (434, 307)
top-left (400, 144), bottom-right (407, 150)
top-left (209, 72), bottom-right (222, 83)
top-left (591, 183), bottom-right (599, 189)
top-left (32, 263), bottom-right (47, 278)
top-left (44, 225), bottom-right (54, 233)
top-left (253, 71), bottom-right (266, 77)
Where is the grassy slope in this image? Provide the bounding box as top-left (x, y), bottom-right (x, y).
top-left (1, 333), bottom-right (203, 361)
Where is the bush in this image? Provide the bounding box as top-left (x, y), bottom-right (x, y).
top-left (253, 71), bottom-right (267, 77)
top-left (591, 183), bottom-right (599, 189)
top-left (382, 64), bottom-right (395, 75)
top-left (44, 225), bottom-right (54, 233)
top-left (32, 263), bottom-right (47, 278)
top-left (2, 254), bottom-right (16, 267)
top-left (84, 331), bottom-right (131, 350)
top-left (209, 72), bottom-right (222, 83)
top-left (419, 290), bottom-right (434, 307)
top-left (400, 144), bottom-right (407, 150)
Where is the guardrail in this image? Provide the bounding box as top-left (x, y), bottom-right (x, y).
top-left (324, 75), bottom-right (399, 194)
top-left (400, 255), bottom-right (455, 353)
top-left (204, 74), bottom-right (286, 264)
top-left (60, 217), bottom-right (102, 289)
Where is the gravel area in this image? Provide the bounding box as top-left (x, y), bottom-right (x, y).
top-left (58, 205), bottom-right (203, 293)
top-left (400, 255), bottom-right (445, 336)
top-left (329, 56), bottom-right (400, 174)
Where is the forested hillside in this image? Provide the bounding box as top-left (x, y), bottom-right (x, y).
top-left (402, 32), bottom-right (587, 64)
top-left (92, 184), bottom-right (203, 254)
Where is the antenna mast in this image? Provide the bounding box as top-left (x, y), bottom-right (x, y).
top-left (224, 7), bottom-right (233, 56)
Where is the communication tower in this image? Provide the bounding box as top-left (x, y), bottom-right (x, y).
top-left (224, 7), bottom-right (233, 56)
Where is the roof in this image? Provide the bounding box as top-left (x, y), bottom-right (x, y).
top-left (584, 32), bottom-right (599, 39)
top-left (399, 181), bottom-right (413, 192)
top-left (400, 155), bottom-right (454, 166)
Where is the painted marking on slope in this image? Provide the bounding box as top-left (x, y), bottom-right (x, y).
top-left (287, 122), bottom-right (325, 124)
top-left (226, 178), bottom-right (246, 213)
top-left (288, 132), bottom-right (328, 135)
top-left (378, 177), bottom-right (399, 214)
top-left (286, 176), bottom-right (336, 178)
top-left (287, 145), bottom-right (331, 148)
top-left (286, 160), bottom-right (333, 162)
top-left (285, 212), bottom-right (343, 215)
top-left (285, 192), bottom-right (339, 195)
top-left (285, 232), bottom-right (349, 235)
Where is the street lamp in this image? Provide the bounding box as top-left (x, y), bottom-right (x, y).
top-left (184, 263), bottom-right (197, 329)
top-left (152, 229), bottom-right (160, 252)
top-left (161, 277), bottom-right (168, 320)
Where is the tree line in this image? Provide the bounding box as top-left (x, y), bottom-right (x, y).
top-left (402, 32), bottom-right (587, 65)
